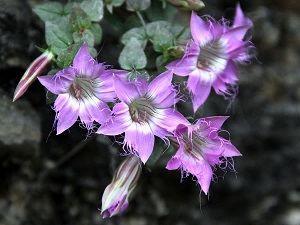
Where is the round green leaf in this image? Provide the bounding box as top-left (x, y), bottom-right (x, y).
top-left (118, 37), bottom-right (147, 70)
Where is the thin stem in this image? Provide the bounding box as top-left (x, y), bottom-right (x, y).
top-left (136, 11), bottom-right (146, 28)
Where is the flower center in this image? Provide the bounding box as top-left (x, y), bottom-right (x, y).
top-left (197, 38), bottom-right (228, 73)
top-left (129, 97), bottom-right (156, 124)
top-left (69, 77), bottom-right (98, 100)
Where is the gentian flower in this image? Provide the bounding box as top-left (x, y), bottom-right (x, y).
top-left (97, 71), bottom-right (188, 163)
top-left (38, 45), bottom-right (128, 134)
top-left (166, 116), bottom-right (241, 194)
top-left (101, 155), bottom-right (141, 218)
top-left (166, 3), bottom-right (254, 111)
top-left (13, 49), bottom-right (54, 101)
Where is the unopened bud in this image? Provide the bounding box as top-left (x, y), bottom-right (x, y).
top-left (13, 50), bottom-right (54, 101)
top-left (101, 155), bottom-right (141, 218)
top-left (168, 45), bottom-right (185, 60)
top-left (166, 0), bottom-right (205, 11)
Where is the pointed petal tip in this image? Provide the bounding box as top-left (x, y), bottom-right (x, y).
top-left (13, 82), bottom-right (28, 102)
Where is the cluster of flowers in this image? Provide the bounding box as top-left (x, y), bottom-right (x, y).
top-left (14, 3), bottom-right (254, 218)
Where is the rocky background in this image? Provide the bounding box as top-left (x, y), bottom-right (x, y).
top-left (1, 0), bottom-right (300, 225)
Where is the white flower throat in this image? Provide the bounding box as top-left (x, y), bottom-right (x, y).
top-left (197, 38), bottom-right (228, 73)
top-left (69, 77), bottom-right (98, 100)
top-left (129, 97), bottom-right (156, 123)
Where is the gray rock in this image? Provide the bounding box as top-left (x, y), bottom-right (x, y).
top-left (0, 89), bottom-right (41, 158)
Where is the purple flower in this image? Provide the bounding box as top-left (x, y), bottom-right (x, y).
top-left (166, 116), bottom-right (241, 194)
top-left (101, 155), bottom-right (141, 218)
top-left (38, 45), bottom-right (128, 134)
top-left (166, 4), bottom-right (254, 112)
top-left (97, 70), bottom-right (188, 163)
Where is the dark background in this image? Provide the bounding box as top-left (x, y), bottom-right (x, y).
top-left (1, 0), bottom-right (300, 224)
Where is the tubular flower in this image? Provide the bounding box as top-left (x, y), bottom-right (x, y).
top-left (38, 44), bottom-right (128, 134)
top-left (166, 116), bottom-right (241, 194)
top-left (13, 49), bottom-right (54, 102)
top-left (166, 3), bottom-right (254, 112)
top-left (97, 71), bottom-right (188, 163)
top-left (101, 155), bottom-right (141, 218)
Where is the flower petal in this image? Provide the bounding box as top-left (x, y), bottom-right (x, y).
top-left (166, 44), bottom-right (199, 76)
top-left (187, 74), bottom-right (211, 112)
top-left (191, 12), bottom-right (211, 45)
top-left (199, 116), bottom-right (229, 130)
top-left (233, 3), bottom-right (253, 28)
top-left (166, 156), bottom-right (181, 170)
top-left (196, 162), bottom-right (213, 195)
top-left (97, 102), bottom-right (131, 135)
top-left (73, 45), bottom-right (105, 78)
top-left (54, 93), bottom-right (79, 134)
top-left (150, 108), bottom-right (189, 135)
top-left (79, 97), bottom-right (110, 128)
top-left (221, 140), bottom-right (242, 157)
top-left (114, 77), bottom-right (147, 104)
top-left (124, 122), bottom-right (154, 163)
top-left (38, 67), bottom-right (76, 94)
top-left (147, 71), bottom-right (179, 108)
top-left (98, 69), bottom-right (129, 102)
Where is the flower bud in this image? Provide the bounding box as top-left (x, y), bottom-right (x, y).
top-left (13, 50), bottom-right (54, 102)
top-left (101, 155), bottom-right (141, 218)
top-left (166, 0), bottom-right (205, 11)
top-left (167, 45), bottom-right (185, 60)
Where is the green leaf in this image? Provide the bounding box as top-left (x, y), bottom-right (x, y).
top-left (87, 46), bottom-right (98, 58)
top-left (90, 23), bottom-right (102, 45)
top-left (127, 69), bottom-right (150, 81)
top-left (145, 137), bottom-right (174, 168)
top-left (145, 0), bottom-right (177, 21)
top-left (45, 20), bottom-right (73, 55)
top-left (105, 0), bottom-right (124, 13)
top-left (64, 2), bottom-right (74, 14)
top-left (152, 29), bottom-right (174, 52)
top-left (156, 55), bottom-right (168, 73)
top-left (45, 90), bottom-right (58, 105)
top-left (33, 2), bottom-right (64, 22)
top-left (69, 4), bottom-right (92, 31)
top-left (80, 0), bottom-right (104, 22)
top-left (146, 21), bottom-right (171, 39)
top-left (170, 24), bottom-right (190, 40)
top-left (118, 37), bottom-right (147, 70)
top-left (73, 29), bottom-right (95, 47)
top-left (57, 42), bottom-right (82, 68)
top-left (56, 42), bottom-right (83, 68)
top-left (126, 0), bottom-right (150, 11)
top-left (47, 69), bottom-right (60, 76)
top-left (121, 27), bottom-right (147, 48)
